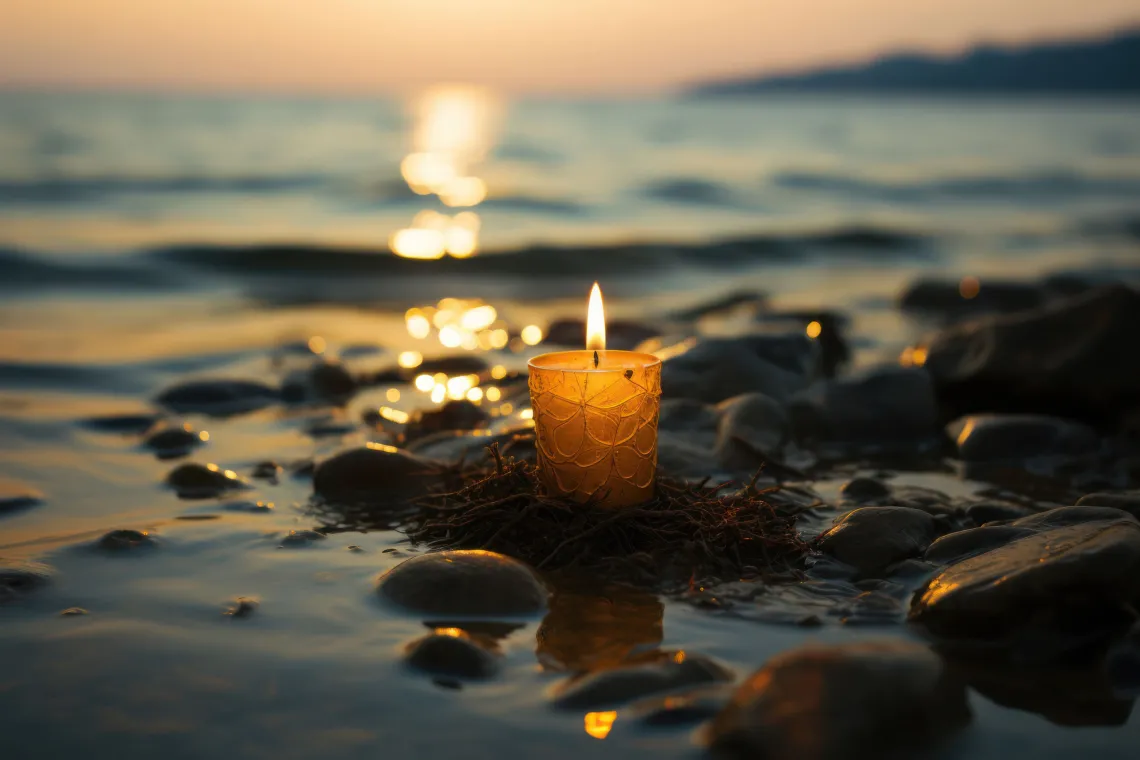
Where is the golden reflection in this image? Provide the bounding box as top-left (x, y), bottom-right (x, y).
top-left (397, 350), bottom-right (423, 369)
top-left (959, 275), bottom-right (981, 299)
top-left (391, 85), bottom-right (499, 259)
top-left (955, 418), bottom-right (975, 446)
top-left (536, 584), bottom-right (664, 672)
top-left (805, 320), bottom-right (822, 339)
top-left (519, 408), bottom-right (533, 420)
top-left (366, 441), bottom-right (399, 453)
top-left (414, 374), bottom-right (435, 392)
top-left (466, 387), bottom-right (484, 403)
top-left (430, 384), bottom-right (446, 404)
top-left (485, 387), bottom-right (501, 402)
top-left (899, 345), bottom-right (929, 368)
top-left (378, 406), bottom-right (410, 425)
top-left (386, 388), bottom-right (401, 402)
top-left (307, 336), bottom-right (327, 354)
top-left (491, 365), bottom-right (507, 380)
top-left (584, 711), bottom-right (617, 740)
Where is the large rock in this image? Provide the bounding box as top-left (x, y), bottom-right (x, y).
top-left (714, 393), bottom-right (789, 471)
top-left (660, 335), bottom-right (817, 404)
top-left (376, 550), bottom-right (548, 617)
top-left (948, 414), bottom-right (1099, 463)
top-left (155, 379), bottom-right (278, 416)
top-left (706, 640), bottom-right (970, 760)
top-left (910, 519), bottom-right (1140, 654)
top-left (312, 444), bottom-right (439, 503)
top-left (1077, 491), bottom-right (1140, 521)
top-left (788, 367), bottom-right (938, 445)
top-left (920, 284), bottom-right (1140, 425)
top-left (924, 525), bottom-right (1035, 565)
top-left (817, 507), bottom-right (938, 577)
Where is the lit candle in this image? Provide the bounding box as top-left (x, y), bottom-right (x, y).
top-left (528, 283), bottom-right (661, 507)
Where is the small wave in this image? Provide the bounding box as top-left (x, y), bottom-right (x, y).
top-left (0, 248), bottom-right (177, 291)
top-left (480, 195), bottom-right (588, 215)
top-left (773, 169), bottom-right (1140, 201)
top-left (0, 174), bottom-right (328, 204)
top-left (640, 177), bottom-right (741, 207)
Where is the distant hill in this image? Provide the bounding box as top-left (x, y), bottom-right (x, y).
top-left (688, 28), bottom-right (1140, 97)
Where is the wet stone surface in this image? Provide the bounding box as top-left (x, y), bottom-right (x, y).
top-left (143, 422), bottom-right (207, 459)
top-left (816, 507), bottom-right (939, 577)
top-left (312, 445), bottom-right (439, 504)
top-left (0, 559), bottom-right (54, 601)
top-left (376, 550), bottom-right (548, 618)
top-left (165, 462), bottom-right (249, 499)
top-left (279, 530), bottom-right (326, 548)
top-left (550, 652), bottom-right (734, 710)
top-left (403, 630), bottom-right (501, 680)
top-left (706, 640), bottom-right (970, 760)
top-left (156, 379), bottom-right (279, 417)
top-left (97, 529), bottom-right (158, 551)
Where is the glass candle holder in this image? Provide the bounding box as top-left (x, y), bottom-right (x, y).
top-left (528, 350), bottom-right (661, 507)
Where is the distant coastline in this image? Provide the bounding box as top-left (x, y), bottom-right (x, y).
top-left (687, 27), bottom-right (1140, 97)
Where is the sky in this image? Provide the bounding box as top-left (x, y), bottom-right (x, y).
top-left (1, 0), bottom-right (1139, 95)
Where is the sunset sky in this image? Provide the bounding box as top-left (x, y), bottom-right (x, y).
top-left (2, 0), bottom-right (1139, 95)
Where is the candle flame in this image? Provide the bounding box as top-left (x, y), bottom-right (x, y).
top-left (586, 282), bottom-right (605, 351)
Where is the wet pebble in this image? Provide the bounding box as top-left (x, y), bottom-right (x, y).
top-left (143, 422), bottom-right (207, 459)
top-left (924, 525), bottom-right (1034, 565)
top-left (949, 414), bottom-right (1099, 463)
top-left (661, 335), bottom-right (816, 404)
top-left (250, 461), bottom-right (281, 480)
top-left (307, 361), bottom-right (357, 400)
top-left (911, 517), bottom-right (1140, 658)
top-left (0, 479), bottom-right (44, 516)
top-left (376, 550), bottom-right (548, 617)
top-left (551, 652), bottom-right (734, 710)
top-left (964, 500), bottom-right (1034, 524)
top-left (156, 379), bottom-right (278, 417)
top-left (706, 640), bottom-right (970, 760)
top-left (627, 685), bottom-right (734, 727)
top-left (816, 507), bottom-right (939, 577)
top-left (1077, 491), bottom-right (1140, 520)
top-left (97, 529), bottom-right (157, 551)
top-left (222, 499), bottom-right (274, 513)
top-left (313, 445), bottom-right (438, 504)
top-left (404, 630), bottom-right (501, 679)
top-left (165, 462), bottom-right (250, 499)
top-left (0, 558), bottom-right (54, 601)
top-left (714, 392), bottom-right (789, 471)
top-left (279, 530), bottom-right (326, 548)
top-left (788, 366), bottom-right (939, 446)
top-left (405, 400), bottom-right (488, 442)
top-left (839, 476), bottom-right (891, 502)
top-left (60, 607), bottom-right (89, 616)
top-left (224, 597), bottom-right (259, 618)
top-left (79, 412), bottom-right (162, 435)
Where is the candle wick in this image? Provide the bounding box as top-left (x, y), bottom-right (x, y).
top-left (593, 350), bottom-right (599, 368)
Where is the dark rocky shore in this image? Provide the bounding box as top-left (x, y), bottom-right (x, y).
top-left (5, 275), bottom-right (1140, 759)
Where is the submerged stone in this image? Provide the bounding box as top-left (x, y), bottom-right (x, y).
top-left (279, 530), bottom-right (326, 548)
top-left (816, 507), bottom-right (938, 577)
top-left (250, 460), bottom-right (281, 480)
top-left (404, 630), bottom-right (501, 679)
top-left (706, 640), bottom-right (970, 760)
top-left (550, 651), bottom-right (733, 710)
top-left (79, 413), bottom-right (162, 435)
top-left (156, 379), bottom-right (278, 417)
top-left (0, 479), bottom-right (44, 516)
top-left (910, 520), bottom-right (1140, 655)
top-left (376, 550), bottom-right (548, 617)
top-left (405, 400), bottom-right (488, 442)
top-left (165, 462), bottom-right (249, 499)
top-left (143, 423), bottom-right (206, 459)
top-left (312, 445), bottom-right (438, 503)
top-left (0, 558), bottom-right (54, 601)
top-left (97, 529), bottom-right (157, 551)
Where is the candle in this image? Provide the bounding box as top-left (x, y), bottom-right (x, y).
top-left (528, 283), bottom-right (661, 507)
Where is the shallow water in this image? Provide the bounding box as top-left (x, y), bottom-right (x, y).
top-left (2, 92), bottom-right (1139, 758)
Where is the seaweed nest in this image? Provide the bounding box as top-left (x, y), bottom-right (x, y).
top-left (400, 445), bottom-right (810, 588)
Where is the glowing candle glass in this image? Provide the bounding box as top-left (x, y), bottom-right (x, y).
top-left (528, 284), bottom-right (661, 507)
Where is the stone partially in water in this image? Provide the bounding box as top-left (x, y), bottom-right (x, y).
top-left (920, 284), bottom-right (1140, 425)
top-left (0, 558), bottom-right (54, 601)
top-left (404, 400), bottom-right (488, 442)
top-left (788, 366), bottom-right (938, 446)
top-left (706, 640), bottom-right (970, 760)
top-left (714, 393), bottom-right (789, 471)
top-left (376, 550), bottom-right (548, 618)
top-left (964, 500), bottom-right (1034, 525)
top-left (627, 685), bottom-right (734, 728)
top-left (1011, 505), bottom-right (1137, 530)
top-left (279, 530), bottom-right (326, 548)
top-left (550, 652), bottom-right (734, 710)
top-left (817, 507), bottom-right (938, 577)
top-left (143, 423), bottom-right (207, 459)
top-left (910, 520), bottom-right (1140, 655)
top-left (661, 335), bottom-right (816, 404)
top-left (1077, 491), bottom-right (1140, 521)
top-left (79, 412), bottom-right (162, 435)
top-left (948, 414), bottom-right (1099, 463)
top-left (250, 461), bottom-right (281, 480)
top-left (312, 445), bottom-right (439, 504)
top-left (0, 479), bottom-right (44, 516)
top-left (165, 462), bottom-right (250, 499)
top-left (97, 529), bottom-right (157, 551)
top-left (899, 278), bottom-right (1048, 321)
top-left (924, 525), bottom-right (1035, 565)
top-left (404, 630), bottom-right (501, 679)
top-left (839, 476), bottom-right (891, 503)
top-left (156, 379), bottom-right (279, 417)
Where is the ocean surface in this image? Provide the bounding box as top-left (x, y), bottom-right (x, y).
top-left (2, 90), bottom-right (1140, 759)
